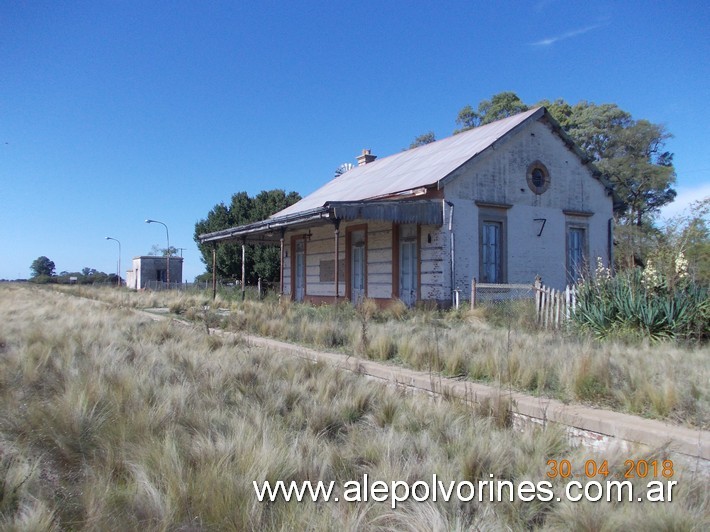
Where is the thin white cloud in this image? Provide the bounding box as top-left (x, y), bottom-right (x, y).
top-left (534, 0), bottom-right (556, 12)
top-left (530, 23), bottom-right (605, 46)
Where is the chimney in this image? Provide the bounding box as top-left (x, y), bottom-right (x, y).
top-left (356, 149), bottom-right (377, 166)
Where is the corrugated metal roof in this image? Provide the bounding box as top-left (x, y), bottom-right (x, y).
top-left (273, 107), bottom-right (544, 218)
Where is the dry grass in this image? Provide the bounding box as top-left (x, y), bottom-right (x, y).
top-left (56, 285), bottom-right (709, 428)
top-left (0, 284), bottom-right (708, 529)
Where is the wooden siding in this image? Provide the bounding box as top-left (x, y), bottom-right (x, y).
top-left (283, 219), bottom-right (396, 300)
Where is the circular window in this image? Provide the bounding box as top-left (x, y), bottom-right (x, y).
top-left (526, 161), bottom-right (550, 194)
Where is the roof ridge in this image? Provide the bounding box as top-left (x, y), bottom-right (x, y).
top-left (272, 107), bottom-right (546, 218)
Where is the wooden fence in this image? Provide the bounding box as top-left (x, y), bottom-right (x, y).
top-left (534, 279), bottom-right (577, 329)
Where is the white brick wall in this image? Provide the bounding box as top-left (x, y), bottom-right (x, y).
top-left (444, 118), bottom-right (612, 291)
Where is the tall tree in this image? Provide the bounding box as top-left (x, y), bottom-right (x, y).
top-left (30, 256), bottom-right (56, 277)
top-left (455, 92), bottom-right (528, 133)
top-left (408, 132), bottom-right (436, 149)
top-left (596, 120), bottom-right (676, 226)
top-left (194, 189), bottom-right (301, 284)
top-left (538, 100), bottom-right (676, 225)
top-left (542, 100), bottom-right (632, 161)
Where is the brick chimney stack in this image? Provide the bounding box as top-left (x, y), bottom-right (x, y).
top-left (356, 149), bottom-right (377, 166)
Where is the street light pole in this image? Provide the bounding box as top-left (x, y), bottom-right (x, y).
top-left (145, 219), bottom-right (170, 287)
top-left (105, 236), bottom-right (121, 287)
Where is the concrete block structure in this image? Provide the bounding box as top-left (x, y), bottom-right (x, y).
top-left (125, 256), bottom-right (183, 290)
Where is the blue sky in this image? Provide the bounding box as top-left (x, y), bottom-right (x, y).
top-left (2, 0), bottom-right (709, 281)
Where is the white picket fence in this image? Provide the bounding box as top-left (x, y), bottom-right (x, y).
top-left (534, 279), bottom-right (577, 329)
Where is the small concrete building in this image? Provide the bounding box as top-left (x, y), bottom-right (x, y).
top-left (199, 107), bottom-right (614, 306)
top-left (125, 256), bottom-right (183, 289)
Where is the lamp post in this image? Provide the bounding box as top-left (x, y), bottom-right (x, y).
top-left (105, 236), bottom-right (121, 287)
top-left (145, 219), bottom-right (170, 286)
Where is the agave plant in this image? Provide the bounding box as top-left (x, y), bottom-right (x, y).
top-left (573, 266), bottom-right (709, 342)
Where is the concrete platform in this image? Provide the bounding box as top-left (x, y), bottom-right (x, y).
top-left (238, 333), bottom-right (708, 465)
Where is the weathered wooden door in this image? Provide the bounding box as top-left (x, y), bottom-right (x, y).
top-left (351, 230), bottom-right (365, 303)
top-left (295, 239), bottom-right (305, 301)
top-left (399, 239), bottom-right (417, 307)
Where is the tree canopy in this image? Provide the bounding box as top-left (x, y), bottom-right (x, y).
top-left (455, 91), bottom-right (528, 133)
top-left (30, 256), bottom-right (55, 278)
top-left (408, 132), bottom-right (436, 149)
top-left (194, 189), bottom-right (301, 284)
top-left (149, 245), bottom-right (179, 257)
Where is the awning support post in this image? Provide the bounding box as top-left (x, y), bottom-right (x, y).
top-left (279, 228), bottom-right (285, 302)
top-left (241, 238), bottom-right (246, 301)
top-left (333, 219), bottom-right (341, 302)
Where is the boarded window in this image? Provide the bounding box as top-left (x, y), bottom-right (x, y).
top-left (319, 259), bottom-right (346, 282)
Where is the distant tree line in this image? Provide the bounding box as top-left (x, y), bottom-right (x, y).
top-left (28, 255), bottom-right (120, 285)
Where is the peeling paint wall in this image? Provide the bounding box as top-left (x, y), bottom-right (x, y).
top-left (283, 219), bottom-right (451, 304)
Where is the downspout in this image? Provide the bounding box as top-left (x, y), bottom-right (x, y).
top-left (445, 200), bottom-right (455, 307)
top-left (608, 218), bottom-right (614, 274)
top-left (333, 218), bottom-right (341, 302)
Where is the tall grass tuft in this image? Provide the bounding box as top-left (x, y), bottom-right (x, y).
top-left (0, 284), bottom-right (708, 529)
top-left (42, 283), bottom-right (710, 428)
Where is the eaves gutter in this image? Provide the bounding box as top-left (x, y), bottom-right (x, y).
top-left (198, 207), bottom-right (330, 244)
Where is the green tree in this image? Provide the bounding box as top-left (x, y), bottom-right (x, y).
top-left (57, 269), bottom-right (116, 285)
top-left (30, 256), bottom-right (55, 278)
top-left (658, 198), bottom-right (710, 285)
top-left (408, 132), bottom-right (436, 149)
top-left (596, 120), bottom-right (676, 226)
top-left (194, 189), bottom-right (301, 284)
top-left (149, 245), bottom-right (179, 257)
top-left (538, 100), bottom-right (677, 225)
top-left (455, 91), bottom-right (528, 133)
top-left (543, 100), bottom-right (632, 161)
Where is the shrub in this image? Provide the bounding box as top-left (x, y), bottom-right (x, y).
top-left (573, 261), bottom-right (709, 342)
